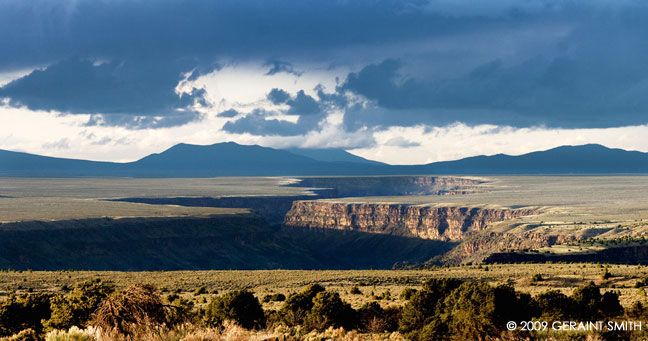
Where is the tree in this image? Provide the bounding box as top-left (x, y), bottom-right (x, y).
top-left (0, 293), bottom-right (52, 337)
top-left (44, 279), bottom-right (114, 331)
top-left (535, 290), bottom-right (575, 321)
top-left (304, 291), bottom-right (356, 331)
top-left (399, 278), bottom-right (462, 336)
top-left (278, 284), bottom-right (325, 326)
top-left (443, 281), bottom-right (499, 340)
top-left (572, 281), bottom-right (603, 320)
top-left (203, 290), bottom-right (264, 329)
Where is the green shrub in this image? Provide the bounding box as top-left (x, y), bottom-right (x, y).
top-left (399, 278), bottom-right (462, 335)
top-left (600, 291), bottom-right (624, 317)
top-left (493, 284), bottom-right (536, 325)
top-left (357, 302), bottom-right (400, 333)
top-left (278, 284), bottom-right (325, 326)
top-left (203, 290), bottom-right (264, 329)
top-left (304, 291), bottom-right (356, 331)
top-left (398, 288), bottom-right (417, 300)
top-left (1, 328), bottom-right (38, 341)
top-left (535, 290), bottom-right (575, 320)
top-left (0, 293), bottom-right (52, 337)
top-left (627, 301), bottom-right (646, 319)
top-left (262, 293), bottom-right (286, 303)
top-left (602, 268), bottom-right (612, 280)
top-left (442, 281), bottom-right (499, 340)
top-left (193, 286), bottom-right (207, 296)
top-left (572, 282), bottom-right (604, 320)
top-left (44, 279), bottom-right (114, 331)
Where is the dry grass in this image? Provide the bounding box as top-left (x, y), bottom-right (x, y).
top-left (4, 263), bottom-right (648, 309)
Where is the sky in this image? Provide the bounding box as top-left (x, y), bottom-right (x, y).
top-left (1, 0), bottom-right (648, 164)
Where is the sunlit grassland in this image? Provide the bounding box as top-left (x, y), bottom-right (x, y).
top-left (3, 263), bottom-right (648, 309)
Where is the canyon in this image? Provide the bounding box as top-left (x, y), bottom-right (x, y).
top-left (3, 175), bottom-right (646, 269)
top-left (283, 202), bottom-right (539, 241)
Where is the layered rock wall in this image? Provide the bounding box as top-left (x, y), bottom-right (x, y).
top-left (290, 176), bottom-right (482, 197)
top-left (284, 201), bottom-right (538, 241)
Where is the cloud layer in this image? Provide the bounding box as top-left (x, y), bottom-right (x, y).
top-left (1, 0), bottom-right (648, 162)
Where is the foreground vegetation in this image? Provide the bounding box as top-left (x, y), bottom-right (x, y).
top-left (3, 263), bottom-right (648, 307)
top-left (0, 276), bottom-right (644, 340)
top-left (2, 263), bottom-right (648, 340)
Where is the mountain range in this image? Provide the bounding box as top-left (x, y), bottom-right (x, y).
top-left (0, 142), bottom-right (646, 177)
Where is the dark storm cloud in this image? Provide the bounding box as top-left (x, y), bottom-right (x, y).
top-left (340, 53), bottom-right (648, 128)
top-left (223, 88), bottom-right (329, 136)
top-left (264, 60), bottom-right (302, 76)
top-left (0, 58), bottom-right (206, 128)
top-left (85, 111), bottom-right (203, 129)
top-left (3, 0), bottom-right (648, 130)
top-left (286, 91), bottom-right (321, 116)
top-left (0, 0), bottom-right (501, 70)
top-left (222, 109), bottom-right (319, 136)
top-left (267, 89), bottom-right (291, 104)
top-left (217, 109), bottom-right (240, 118)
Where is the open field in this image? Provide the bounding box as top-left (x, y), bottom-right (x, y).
top-left (3, 175), bottom-right (648, 226)
top-left (324, 175), bottom-right (648, 229)
top-left (0, 177), bottom-right (307, 222)
top-left (3, 264), bottom-right (648, 309)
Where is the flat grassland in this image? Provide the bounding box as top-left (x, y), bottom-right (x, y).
top-left (2, 264), bottom-right (647, 310)
top-left (3, 176), bottom-right (648, 309)
top-left (0, 177), bottom-right (307, 222)
top-left (3, 175), bottom-right (648, 224)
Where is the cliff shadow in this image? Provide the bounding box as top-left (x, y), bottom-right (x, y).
top-left (278, 225), bottom-right (458, 269)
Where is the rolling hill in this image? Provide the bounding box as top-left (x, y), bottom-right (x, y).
top-left (0, 143), bottom-right (646, 177)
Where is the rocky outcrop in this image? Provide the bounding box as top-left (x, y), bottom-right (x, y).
top-left (289, 176), bottom-right (482, 197)
top-left (283, 201), bottom-right (538, 241)
top-left (484, 244), bottom-right (648, 264)
top-left (442, 231), bottom-right (578, 264)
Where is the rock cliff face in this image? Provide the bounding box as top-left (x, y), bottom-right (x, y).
top-left (284, 201), bottom-right (538, 241)
top-left (442, 231), bottom-right (577, 264)
top-left (289, 176), bottom-right (482, 197)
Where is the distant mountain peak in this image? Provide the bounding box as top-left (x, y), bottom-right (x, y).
top-left (1, 143), bottom-right (646, 176)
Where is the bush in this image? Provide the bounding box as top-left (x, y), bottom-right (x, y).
top-left (399, 288), bottom-right (417, 300)
top-left (193, 286), bottom-right (207, 296)
top-left (600, 291), bottom-right (624, 317)
top-left (2, 328), bottom-right (38, 341)
top-left (92, 284), bottom-right (170, 338)
top-left (399, 278), bottom-right (462, 335)
top-left (442, 281), bottom-right (500, 340)
top-left (493, 284), bottom-right (536, 324)
top-left (535, 290), bottom-right (575, 320)
top-left (0, 293), bottom-right (52, 337)
top-left (304, 291), bottom-right (356, 331)
top-left (262, 293), bottom-right (286, 303)
top-left (45, 326), bottom-right (94, 341)
top-left (44, 279), bottom-right (114, 331)
top-left (357, 302), bottom-right (400, 333)
top-left (572, 281), bottom-right (604, 320)
top-left (203, 290), bottom-right (264, 330)
top-left (278, 284), bottom-right (325, 326)
top-left (350, 286), bottom-right (362, 295)
top-left (627, 301), bottom-right (646, 319)
top-left (602, 268), bottom-right (612, 280)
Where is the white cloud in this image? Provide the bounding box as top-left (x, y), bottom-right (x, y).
top-left (2, 60), bottom-right (648, 166)
top-left (350, 123), bottom-right (648, 165)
